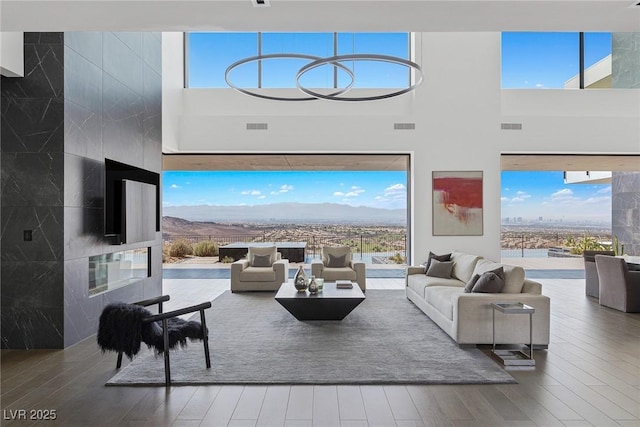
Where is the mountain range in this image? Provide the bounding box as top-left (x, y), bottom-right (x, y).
top-left (163, 202), bottom-right (406, 225)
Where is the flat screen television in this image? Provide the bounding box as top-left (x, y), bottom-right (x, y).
top-left (104, 159), bottom-right (160, 244)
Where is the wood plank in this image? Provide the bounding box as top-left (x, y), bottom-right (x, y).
top-left (337, 385), bottom-right (366, 420)
top-left (257, 386), bottom-right (290, 427)
top-left (286, 386), bottom-right (313, 421)
top-left (360, 386), bottom-right (396, 426)
top-left (200, 385), bottom-right (244, 426)
top-left (232, 386), bottom-right (267, 421)
top-left (312, 386), bottom-right (340, 427)
top-left (383, 385), bottom-right (423, 421)
top-left (176, 385), bottom-right (221, 420)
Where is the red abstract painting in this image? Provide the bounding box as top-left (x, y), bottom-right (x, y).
top-left (432, 171), bottom-right (483, 235)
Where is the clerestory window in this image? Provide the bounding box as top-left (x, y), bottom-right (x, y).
top-left (185, 32), bottom-right (413, 90)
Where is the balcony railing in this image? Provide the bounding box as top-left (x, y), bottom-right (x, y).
top-left (163, 233), bottom-right (407, 264)
top-left (501, 232), bottom-right (612, 258)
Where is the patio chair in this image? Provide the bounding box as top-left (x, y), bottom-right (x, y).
top-left (230, 246), bottom-right (289, 292)
top-left (97, 295), bottom-right (212, 385)
top-left (311, 246), bottom-right (366, 292)
top-left (583, 250), bottom-right (614, 298)
top-left (595, 255), bottom-right (640, 313)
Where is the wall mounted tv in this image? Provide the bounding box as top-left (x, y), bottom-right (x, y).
top-left (104, 159), bottom-right (160, 245)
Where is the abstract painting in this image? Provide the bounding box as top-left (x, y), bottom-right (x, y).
top-left (432, 171), bottom-right (483, 236)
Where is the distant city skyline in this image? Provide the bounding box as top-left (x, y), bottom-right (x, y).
top-left (501, 171), bottom-right (611, 223)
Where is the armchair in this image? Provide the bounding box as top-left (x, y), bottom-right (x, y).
top-left (97, 295), bottom-right (212, 385)
top-left (230, 245), bottom-right (289, 292)
top-left (311, 246), bottom-right (366, 292)
top-left (595, 255), bottom-right (640, 313)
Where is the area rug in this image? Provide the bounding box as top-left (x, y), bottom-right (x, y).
top-left (106, 290), bottom-right (515, 386)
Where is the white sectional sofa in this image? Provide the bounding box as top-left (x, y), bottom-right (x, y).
top-left (406, 250), bottom-right (550, 347)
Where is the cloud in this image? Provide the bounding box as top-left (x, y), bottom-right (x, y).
top-left (258, 195), bottom-right (266, 199)
top-left (500, 197), bottom-right (509, 202)
top-left (241, 190), bottom-right (262, 196)
top-left (383, 183), bottom-right (405, 198)
top-left (278, 184), bottom-right (293, 193)
top-left (502, 190), bottom-right (531, 203)
top-left (335, 186), bottom-right (365, 198)
top-left (596, 187), bottom-right (612, 194)
top-left (583, 196), bottom-right (611, 204)
top-left (170, 184), bottom-right (180, 189)
top-left (551, 188), bottom-right (574, 201)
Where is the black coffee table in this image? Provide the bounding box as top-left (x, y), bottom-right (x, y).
top-left (275, 282), bottom-right (365, 320)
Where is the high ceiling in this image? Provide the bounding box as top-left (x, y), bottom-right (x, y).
top-left (2, 1), bottom-right (639, 32)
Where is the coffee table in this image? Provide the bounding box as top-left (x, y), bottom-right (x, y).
top-left (275, 281), bottom-right (365, 320)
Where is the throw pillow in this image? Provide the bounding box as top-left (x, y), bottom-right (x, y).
top-left (471, 272), bottom-right (505, 293)
top-left (423, 252), bottom-right (452, 271)
top-left (426, 259), bottom-right (454, 279)
top-left (252, 253), bottom-right (272, 267)
top-left (327, 253), bottom-right (347, 268)
top-left (464, 274), bottom-right (480, 293)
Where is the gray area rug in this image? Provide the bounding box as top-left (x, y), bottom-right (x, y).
top-left (106, 290), bottom-right (515, 386)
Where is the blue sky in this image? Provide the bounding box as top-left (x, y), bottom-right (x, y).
top-left (163, 171), bottom-right (408, 210)
top-left (501, 32), bottom-right (611, 88)
top-left (188, 32), bottom-right (411, 89)
top-left (501, 171), bottom-right (611, 222)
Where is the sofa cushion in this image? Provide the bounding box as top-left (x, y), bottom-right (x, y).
top-left (252, 253), bottom-right (272, 267)
top-left (464, 274), bottom-right (480, 293)
top-left (471, 272), bottom-right (505, 293)
top-left (425, 286), bottom-right (463, 321)
top-left (472, 259), bottom-right (525, 293)
top-left (450, 251), bottom-right (481, 283)
top-left (239, 266), bottom-right (276, 282)
top-left (322, 246), bottom-right (352, 266)
top-left (326, 253), bottom-right (347, 268)
top-left (248, 246), bottom-right (277, 266)
top-left (407, 275), bottom-right (463, 299)
top-left (322, 267), bottom-right (357, 282)
top-left (423, 252), bottom-right (452, 271)
top-left (426, 259), bottom-right (454, 279)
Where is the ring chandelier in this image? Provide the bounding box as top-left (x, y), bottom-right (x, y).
top-left (225, 53), bottom-right (423, 101)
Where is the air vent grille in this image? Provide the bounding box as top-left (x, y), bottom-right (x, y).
top-left (246, 123), bottom-right (268, 130)
top-left (252, 0), bottom-right (271, 7)
top-left (394, 123), bottom-right (415, 130)
top-left (501, 123), bottom-right (523, 130)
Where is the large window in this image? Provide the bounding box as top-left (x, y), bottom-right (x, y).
top-left (186, 32), bottom-right (412, 89)
top-left (501, 32), bottom-right (617, 89)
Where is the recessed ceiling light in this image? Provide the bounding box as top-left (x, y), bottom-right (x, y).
top-left (252, 0), bottom-right (271, 7)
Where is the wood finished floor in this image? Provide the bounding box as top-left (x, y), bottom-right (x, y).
top-left (1, 277), bottom-right (639, 427)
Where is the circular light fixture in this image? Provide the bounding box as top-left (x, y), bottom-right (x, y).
top-left (295, 54), bottom-right (423, 101)
top-left (225, 53), bottom-right (355, 101)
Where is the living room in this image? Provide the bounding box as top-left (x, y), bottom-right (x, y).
top-left (1, 1), bottom-right (640, 425)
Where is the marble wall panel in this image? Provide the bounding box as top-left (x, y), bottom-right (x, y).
top-left (64, 206), bottom-right (106, 260)
top-left (64, 46), bottom-right (102, 112)
top-left (102, 73), bottom-right (144, 165)
top-left (1, 206), bottom-right (64, 262)
top-left (64, 154), bottom-right (103, 208)
top-left (0, 97), bottom-right (64, 153)
top-left (143, 33), bottom-right (162, 74)
top-left (612, 172), bottom-right (640, 256)
top-left (2, 261), bottom-right (63, 308)
top-left (64, 32), bottom-right (103, 68)
top-left (1, 305), bottom-right (64, 349)
top-left (114, 32), bottom-right (143, 57)
top-left (64, 99), bottom-right (103, 159)
top-left (1, 152), bottom-right (64, 206)
top-left (103, 32), bottom-right (143, 94)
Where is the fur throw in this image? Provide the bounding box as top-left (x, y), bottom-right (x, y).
top-left (97, 302), bottom-right (205, 359)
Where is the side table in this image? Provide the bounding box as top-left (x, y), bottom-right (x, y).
top-left (491, 302), bottom-right (535, 366)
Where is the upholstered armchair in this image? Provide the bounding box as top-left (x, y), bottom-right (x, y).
top-left (231, 246), bottom-right (289, 292)
top-left (595, 254), bottom-right (640, 313)
top-left (583, 250), bottom-right (614, 298)
top-left (311, 246), bottom-right (366, 292)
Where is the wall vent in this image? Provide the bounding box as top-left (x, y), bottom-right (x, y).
top-left (501, 123), bottom-right (523, 130)
top-left (246, 123), bottom-right (268, 130)
top-left (252, 0), bottom-right (271, 7)
top-left (394, 123), bottom-right (415, 130)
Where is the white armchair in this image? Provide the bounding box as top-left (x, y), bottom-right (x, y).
top-left (311, 246), bottom-right (366, 292)
top-left (230, 246), bottom-right (289, 292)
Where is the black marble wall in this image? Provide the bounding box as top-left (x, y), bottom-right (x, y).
top-left (63, 32), bottom-right (163, 347)
top-left (1, 32), bottom-right (163, 349)
top-left (612, 172), bottom-right (640, 257)
top-left (1, 33), bottom-right (66, 348)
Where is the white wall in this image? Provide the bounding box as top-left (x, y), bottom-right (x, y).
top-left (0, 32), bottom-right (24, 77)
top-left (162, 32), bottom-right (640, 263)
